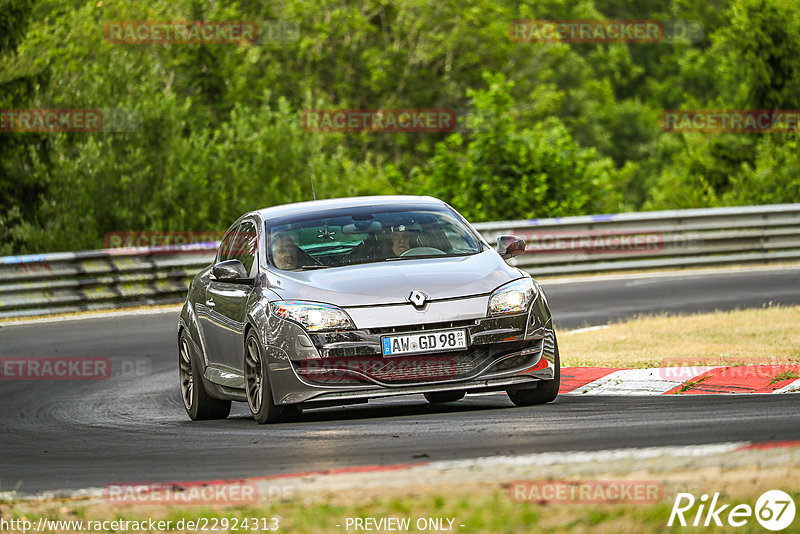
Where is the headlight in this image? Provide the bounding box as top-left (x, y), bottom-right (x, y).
top-left (271, 301), bottom-right (354, 331)
top-left (488, 278), bottom-right (537, 316)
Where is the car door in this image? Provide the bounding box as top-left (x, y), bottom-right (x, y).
top-left (195, 225), bottom-right (236, 367)
top-left (202, 220), bottom-right (259, 373)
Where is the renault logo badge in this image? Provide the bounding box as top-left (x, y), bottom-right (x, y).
top-left (408, 290), bottom-right (428, 308)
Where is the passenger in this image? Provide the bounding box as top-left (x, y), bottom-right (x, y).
top-left (271, 234), bottom-right (299, 270)
top-left (350, 224), bottom-right (418, 263)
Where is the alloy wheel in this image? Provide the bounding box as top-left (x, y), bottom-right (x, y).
top-left (179, 338), bottom-right (194, 410)
top-left (245, 337), bottom-right (264, 414)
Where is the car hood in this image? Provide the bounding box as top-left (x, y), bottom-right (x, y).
top-left (267, 250), bottom-right (523, 307)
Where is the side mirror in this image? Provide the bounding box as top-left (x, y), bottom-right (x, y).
top-left (212, 259), bottom-right (250, 283)
top-left (497, 235), bottom-right (526, 260)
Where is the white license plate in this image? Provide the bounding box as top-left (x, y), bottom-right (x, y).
top-left (381, 329), bottom-right (468, 356)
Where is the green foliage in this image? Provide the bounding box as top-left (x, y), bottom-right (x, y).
top-left (645, 0), bottom-right (800, 208)
top-left (0, 0), bottom-right (46, 254)
top-left (417, 74), bottom-right (623, 221)
top-left (719, 0), bottom-right (800, 109)
top-left (1, 0), bottom-right (799, 253)
top-left (723, 134), bottom-right (800, 206)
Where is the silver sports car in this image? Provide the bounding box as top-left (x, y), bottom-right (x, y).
top-left (178, 196), bottom-right (559, 423)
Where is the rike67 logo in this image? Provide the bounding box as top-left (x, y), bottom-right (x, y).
top-left (669, 490), bottom-right (796, 531)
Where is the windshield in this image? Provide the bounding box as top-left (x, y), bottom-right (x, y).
top-left (266, 205), bottom-right (484, 270)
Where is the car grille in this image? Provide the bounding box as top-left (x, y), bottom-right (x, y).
top-left (487, 337), bottom-right (544, 373)
top-left (368, 319), bottom-right (477, 336)
top-left (491, 354), bottom-right (532, 373)
top-left (294, 339), bottom-right (536, 386)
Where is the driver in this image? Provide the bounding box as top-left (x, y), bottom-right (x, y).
top-left (388, 225), bottom-right (413, 256)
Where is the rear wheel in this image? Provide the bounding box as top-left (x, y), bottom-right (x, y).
top-left (424, 391), bottom-right (466, 404)
top-left (179, 331), bottom-right (231, 420)
top-left (507, 334), bottom-right (561, 407)
top-left (245, 331), bottom-right (299, 424)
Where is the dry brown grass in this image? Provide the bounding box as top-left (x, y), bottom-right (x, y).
top-left (560, 305), bottom-right (800, 368)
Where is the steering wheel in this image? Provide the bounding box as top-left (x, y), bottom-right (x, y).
top-left (400, 247), bottom-right (445, 257)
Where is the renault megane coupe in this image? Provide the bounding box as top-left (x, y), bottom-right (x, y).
top-left (178, 196), bottom-right (559, 423)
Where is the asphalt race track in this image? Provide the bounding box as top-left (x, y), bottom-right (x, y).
top-left (2, 266), bottom-right (800, 494)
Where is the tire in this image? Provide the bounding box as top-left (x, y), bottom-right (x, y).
top-left (244, 331), bottom-right (299, 424)
top-left (424, 391), bottom-right (466, 404)
top-left (179, 331), bottom-right (231, 420)
top-left (507, 334), bottom-right (561, 407)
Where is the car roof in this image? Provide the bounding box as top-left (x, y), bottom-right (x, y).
top-left (252, 195), bottom-right (448, 222)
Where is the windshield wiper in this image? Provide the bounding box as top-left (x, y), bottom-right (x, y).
top-left (384, 254), bottom-right (458, 261)
top-left (298, 264), bottom-right (331, 270)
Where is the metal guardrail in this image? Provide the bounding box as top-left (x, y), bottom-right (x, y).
top-left (474, 203), bottom-right (800, 275)
top-left (0, 249), bottom-right (215, 318)
top-left (1, 204), bottom-right (799, 318)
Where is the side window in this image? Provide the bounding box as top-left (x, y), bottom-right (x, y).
top-left (230, 221), bottom-right (258, 275)
top-left (217, 225), bottom-right (239, 263)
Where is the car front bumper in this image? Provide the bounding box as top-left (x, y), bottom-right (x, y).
top-left (261, 292), bottom-right (557, 406)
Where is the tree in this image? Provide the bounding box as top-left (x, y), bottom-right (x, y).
top-left (417, 73), bottom-right (623, 221)
top-left (0, 0), bottom-right (45, 254)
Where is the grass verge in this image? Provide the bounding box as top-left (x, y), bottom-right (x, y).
top-left (560, 305), bottom-right (800, 368)
top-left (3, 485), bottom-right (798, 534)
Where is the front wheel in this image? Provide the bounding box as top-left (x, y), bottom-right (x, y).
top-left (179, 331), bottom-right (231, 420)
top-left (507, 334), bottom-right (561, 407)
top-left (245, 332), bottom-right (299, 424)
